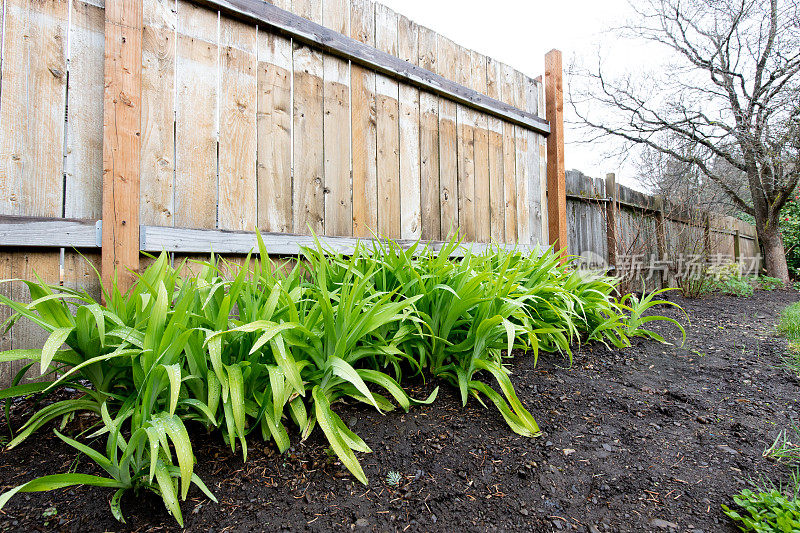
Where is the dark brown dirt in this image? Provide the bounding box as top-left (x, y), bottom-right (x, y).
top-left (1, 289), bottom-right (799, 532)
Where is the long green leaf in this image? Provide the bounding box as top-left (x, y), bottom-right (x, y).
top-left (312, 386), bottom-right (367, 485)
top-left (0, 474), bottom-right (126, 510)
top-left (40, 327), bottom-right (73, 374)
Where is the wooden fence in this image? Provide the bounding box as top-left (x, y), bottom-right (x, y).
top-left (565, 171), bottom-right (761, 287)
top-left (0, 0), bottom-right (565, 386)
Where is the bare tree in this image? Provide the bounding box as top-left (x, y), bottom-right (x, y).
top-left (636, 141), bottom-right (747, 215)
top-left (571, 0), bottom-right (800, 282)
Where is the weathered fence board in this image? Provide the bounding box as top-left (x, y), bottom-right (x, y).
top-left (322, 0), bottom-right (352, 237)
top-left (374, 3), bottom-right (400, 239)
top-left (524, 75), bottom-right (543, 243)
top-left (219, 17), bottom-right (258, 231)
top-left (398, 14), bottom-right (421, 240)
top-left (486, 57), bottom-right (505, 243)
top-left (140, 0), bottom-right (176, 227)
top-left (349, 0), bottom-right (377, 238)
top-left (65, 0), bottom-right (105, 220)
top-left (436, 34), bottom-right (459, 238)
top-left (292, 25), bottom-right (325, 234)
top-left (472, 52), bottom-right (491, 244)
top-left (514, 71), bottom-right (531, 244)
top-left (1, 0), bottom-right (68, 218)
top-left (418, 25), bottom-right (440, 242)
top-left (456, 46), bottom-right (476, 242)
top-left (256, 20), bottom-right (293, 232)
top-left (193, 0), bottom-right (550, 133)
top-left (175, 1), bottom-right (219, 229)
top-left (500, 63), bottom-right (518, 244)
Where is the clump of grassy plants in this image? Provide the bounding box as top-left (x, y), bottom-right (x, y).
top-left (0, 233), bottom-right (684, 524)
top-left (778, 302), bottom-right (800, 377)
top-left (724, 426), bottom-right (800, 532)
top-left (778, 302), bottom-right (800, 341)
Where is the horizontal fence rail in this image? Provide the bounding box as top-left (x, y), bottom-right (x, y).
top-left (0, 216), bottom-right (538, 256)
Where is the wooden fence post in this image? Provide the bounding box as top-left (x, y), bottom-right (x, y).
top-left (733, 229), bottom-right (741, 264)
top-left (703, 212), bottom-right (712, 261)
top-left (544, 50), bottom-right (566, 255)
top-left (605, 173), bottom-right (617, 270)
top-left (101, 0), bottom-right (143, 294)
top-left (654, 195), bottom-right (669, 288)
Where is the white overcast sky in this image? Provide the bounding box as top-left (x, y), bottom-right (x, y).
top-left (379, 0), bottom-right (646, 187)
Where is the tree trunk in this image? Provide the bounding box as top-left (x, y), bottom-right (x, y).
top-left (759, 222), bottom-right (791, 284)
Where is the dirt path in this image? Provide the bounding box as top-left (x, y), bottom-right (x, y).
top-left (1, 290), bottom-right (798, 532)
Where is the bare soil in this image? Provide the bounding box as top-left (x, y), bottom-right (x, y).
top-left (1, 289), bottom-right (798, 532)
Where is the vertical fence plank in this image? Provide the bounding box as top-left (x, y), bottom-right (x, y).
top-left (605, 173), bottom-right (617, 267)
top-left (0, 0), bottom-right (68, 217)
top-left (654, 195), bottom-right (669, 287)
top-left (349, 0), bottom-right (377, 238)
top-left (486, 57), bottom-right (504, 244)
top-left (65, 0), bottom-right (105, 220)
top-left (524, 75), bottom-right (542, 244)
top-left (175, 1), bottom-right (218, 229)
top-left (140, 0), bottom-right (176, 227)
top-left (64, 0), bottom-right (104, 333)
top-left (545, 49), bottom-right (566, 253)
top-left (374, 3), bottom-right (400, 238)
top-left (436, 34), bottom-right (458, 238)
top-left (537, 76), bottom-right (548, 242)
top-left (256, 18), bottom-right (292, 232)
top-left (292, 0), bottom-right (324, 234)
top-left (103, 0), bottom-right (143, 291)
top-left (218, 18), bottom-right (257, 231)
top-left (471, 51), bottom-right (490, 243)
top-left (417, 25), bottom-right (439, 241)
top-left (500, 63), bottom-right (517, 244)
top-left (398, 15), bottom-right (421, 240)
top-left (513, 71), bottom-right (530, 244)
top-left (322, 0), bottom-right (352, 236)
top-left (455, 47), bottom-right (475, 241)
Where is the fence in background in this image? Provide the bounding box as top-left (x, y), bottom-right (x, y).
top-left (565, 171), bottom-right (760, 288)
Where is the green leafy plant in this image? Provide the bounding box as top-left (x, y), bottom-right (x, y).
top-left (723, 489), bottom-right (800, 532)
top-left (760, 276), bottom-right (785, 291)
top-left (713, 276), bottom-right (755, 297)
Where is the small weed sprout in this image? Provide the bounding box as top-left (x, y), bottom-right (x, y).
top-left (385, 471), bottom-right (402, 487)
top-left (764, 428), bottom-right (800, 465)
top-left (42, 505), bottom-right (58, 526)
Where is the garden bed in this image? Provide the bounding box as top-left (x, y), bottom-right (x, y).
top-left (1, 289), bottom-right (798, 532)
